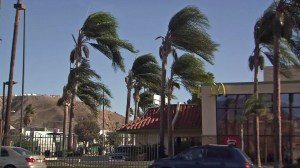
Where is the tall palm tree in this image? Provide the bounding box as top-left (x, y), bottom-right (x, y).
top-left (248, 10), bottom-right (271, 166)
top-left (156, 5), bottom-right (218, 157)
top-left (167, 53), bottom-right (214, 156)
top-left (258, 1), bottom-right (300, 166)
top-left (249, 2), bottom-right (300, 166)
top-left (125, 54), bottom-right (161, 123)
top-left (60, 58), bottom-right (112, 151)
top-left (65, 11), bottom-right (136, 151)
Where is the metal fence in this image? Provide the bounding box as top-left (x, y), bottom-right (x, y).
top-left (6, 133), bottom-right (159, 168)
top-left (4, 133), bottom-right (287, 167)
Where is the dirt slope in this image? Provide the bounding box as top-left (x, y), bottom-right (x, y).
top-left (0, 95), bottom-right (125, 131)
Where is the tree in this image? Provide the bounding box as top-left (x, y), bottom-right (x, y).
top-left (139, 90), bottom-right (157, 113)
top-left (167, 53), bottom-right (214, 155)
top-left (156, 5), bottom-right (218, 157)
top-left (125, 54), bottom-right (161, 123)
top-left (64, 11), bottom-right (136, 151)
top-left (59, 58), bottom-right (112, 151)
top-left (241, 94), bottom-right (268, 152)
top-left (257, 1), bottom-right (300, 166)
top-left (74, 119), bottom-right (100, 148)
top-left (23, 104), bottom-right (35, 127)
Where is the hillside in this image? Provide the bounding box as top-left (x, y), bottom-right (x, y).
top-left (0, 95), bottom-right (125, 131)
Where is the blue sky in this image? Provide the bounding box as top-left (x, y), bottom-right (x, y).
top-left (0, 0), bottom-right (273, 117)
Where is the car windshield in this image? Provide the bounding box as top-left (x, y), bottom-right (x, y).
top-left (12, 147), bottom-right (34, 156)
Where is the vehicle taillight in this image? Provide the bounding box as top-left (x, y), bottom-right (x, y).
top-left (25, 157), bottom-right (35, 163)
top-left (244, 161), bottom-right (250, 168)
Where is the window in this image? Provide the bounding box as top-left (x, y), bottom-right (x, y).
top-left (206, 148), bottom-right (232, 159)
top-left (1, 149), bottom-right (9, 157)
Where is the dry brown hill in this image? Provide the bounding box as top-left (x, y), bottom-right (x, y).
top-left (0, 95), bottom-right (125, 131)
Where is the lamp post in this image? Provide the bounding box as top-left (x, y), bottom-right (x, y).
top-left (16, 2), bottom-right (26, 134)
top-left (4, 0), bottom-right (24, 146)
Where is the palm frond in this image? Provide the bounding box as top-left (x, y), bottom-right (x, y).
top-left (82, 12), bottom-right (118, 39)
top-left (96, 36), bottom-right (137, 53)
top-left (132, 54), bottom-right (158, 70)
top-left (170, 53), bottom-right (214, 94)
top-left (89, 43), bottom-right (113, 60)
top-left (168, 6), bottom-right (218, 64)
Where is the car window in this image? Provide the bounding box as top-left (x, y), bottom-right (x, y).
top-left (0, 149), bottom-right (9, 157)
top-left (176, 148), bottom-right (204, 160)
top-left (11, 147), bottom-right (34, 156)
top-left (206, 147), bottom-right (232, 159)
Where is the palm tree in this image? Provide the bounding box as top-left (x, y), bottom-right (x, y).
top-left (64, 11), bottom-right (136, 151)
top-left (23, 104), bottom-right (35, 127)
top-left (248, 11), bottom-right (270, 166)
top-left (156, 5), bottom-right (218, 157)
top-left (125, 54), bottom-right (161, 123)
top-left (249, 2), bottom-right (300, 166)
top-left (241, 94), bottom-right (268, 148)
top-left (257, 1), bottom-right (300, 166)
top-left (139, 90), bottom-right (157, 113)
top-left (59, 58), bottom-right (112, 151)
top-left (166, 53), bottom-right (214, 156)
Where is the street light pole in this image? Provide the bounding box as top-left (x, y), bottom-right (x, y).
top-left (19, 3), bottom-right (26, 134)
top-left (4, 0), bottom-right (23, 146)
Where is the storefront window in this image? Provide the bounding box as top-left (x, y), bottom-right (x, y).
top-left (216, 93), bottom-right (300, 164)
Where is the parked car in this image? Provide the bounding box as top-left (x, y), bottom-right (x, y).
top-left (148, 144), bottom-right (255, 168)
top-left (110, 145), bottom-right (140, 161)
top-left (0, 146), bottom-right (47, 168)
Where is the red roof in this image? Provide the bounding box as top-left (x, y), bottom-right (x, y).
top-left (118, 104), bottom-right (201, 132)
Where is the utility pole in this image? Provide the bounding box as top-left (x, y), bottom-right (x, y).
top-left (4, 0), bottom-right (23, 145)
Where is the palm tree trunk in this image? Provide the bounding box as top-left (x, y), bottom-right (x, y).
top-left (273, 31), bottom-right (282, 168)
top-left (68, 93), bottom-right (75, 151)
top-left (240, 123), bottom-right (244, 151)
top-left (167, 88), bottom-right (173, 156)
top-left (133, 85), bottom-right (140, 120)
top-left (159, 55), bottom-right (167, 158)
top-left (125, 71), bottom-right (132, 124)
top-left (253, 44), bottom-right (261, 167)
top-left (63, 102), bottom-right (69, 153)
top-left (4, 0), bottom-right (22, 146)
top-left (273, 2), bottom-right (284, 165)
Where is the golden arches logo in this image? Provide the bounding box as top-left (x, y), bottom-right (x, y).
top-left (210, 82), bottom-right (226, 96)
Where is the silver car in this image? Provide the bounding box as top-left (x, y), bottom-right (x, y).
top-left (0, 146), bottom-right (47, 168)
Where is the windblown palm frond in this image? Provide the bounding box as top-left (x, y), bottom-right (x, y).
top-left (82, 12), bottom-right (118, 38)
top-left (171, 53), bottom-right (214, 93)
top-left (68, 58), bottom-right (112, 114)
top-left (81, 12), bottom-right (137, 72)
top-left (131, 54), bottom-right (161, 91)
top-left (168, 6), bottom-right (218, 64)
top-left (243, 94), bottom-right (268, 117)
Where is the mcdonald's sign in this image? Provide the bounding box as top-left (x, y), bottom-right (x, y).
top-left (210, 82), bottom-right (226, 96)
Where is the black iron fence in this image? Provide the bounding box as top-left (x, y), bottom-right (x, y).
top-left (4, 133), bottom-right (292, 167)
top-left (5, 133), bottom-right (159, 168)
